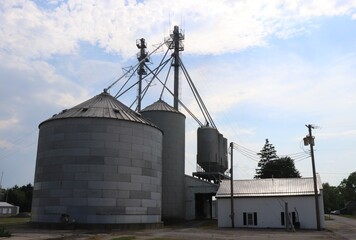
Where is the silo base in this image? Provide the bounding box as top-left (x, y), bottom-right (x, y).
top-left (30, 221), bottom-right (163, 230)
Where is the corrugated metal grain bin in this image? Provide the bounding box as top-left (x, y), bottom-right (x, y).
top-left (32, 92), bottom-right (163, 226)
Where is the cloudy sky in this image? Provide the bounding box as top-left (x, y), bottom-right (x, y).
top-left (1, 0), bottom-right (356, 188)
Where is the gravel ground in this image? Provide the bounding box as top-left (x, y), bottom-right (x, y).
top-left (2, 218), bottom-right (352, 240)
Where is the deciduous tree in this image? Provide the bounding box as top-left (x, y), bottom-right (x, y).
top-left (259, 157), bottom-right (301, 179)
top-left (322, 182), bottom-right (344, 212)
top-left (6, 183), bottom-right (33, 212)
top-left (339, 171), bottom-right (356, 203)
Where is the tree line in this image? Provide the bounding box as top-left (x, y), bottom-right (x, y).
top-left (1, 183), bottom-right (33, 213)
top-left (323, 172), bottom-right (356, 213)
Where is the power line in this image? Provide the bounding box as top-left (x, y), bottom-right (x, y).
top-left (0, 129), bottom-right (38, 161)
top-left (232, 142), bottom-right (309, 162)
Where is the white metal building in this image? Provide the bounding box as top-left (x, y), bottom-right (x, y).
top-left (216, 175), bottom-right (324, 229)
top-left (0, 202), bottom-right (19, 216)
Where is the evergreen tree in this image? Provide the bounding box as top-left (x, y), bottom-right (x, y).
top-left (255, 139), bottom-right (301, 179)
top-left (255, 139), bottom-right (278, 178)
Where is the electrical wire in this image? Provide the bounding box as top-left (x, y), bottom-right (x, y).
top-left (0, 128), bottom-right (38, 161)
top-left (231, 142), bottom-right (310, 163)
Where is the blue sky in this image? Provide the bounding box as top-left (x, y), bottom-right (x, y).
top-left (1, 0), bottom-right (356, 188)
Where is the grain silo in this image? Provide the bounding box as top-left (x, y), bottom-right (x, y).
top-left (197, 126), bottom-right (220, 172)
top-left (140, 99), bottom-right (186, 222)
top-left (194, 126), bottom-right (229, 184)
top-left (31, 92), bottom-right (163, 226)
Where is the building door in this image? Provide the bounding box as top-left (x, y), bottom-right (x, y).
top-left (195, 193), bottom-right (213, 219)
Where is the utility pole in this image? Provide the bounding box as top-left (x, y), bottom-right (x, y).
top-left (304, 124), bottom-right (321, 231)
top-left (230, 142), bottom-right (235, 228)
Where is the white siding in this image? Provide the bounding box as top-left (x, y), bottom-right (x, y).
top-left (218, 195), bottom-right (324, 229)
top-left (217, 198), bottom-right (233, 228)
top-left (0, 206), bottom-right (19, 216)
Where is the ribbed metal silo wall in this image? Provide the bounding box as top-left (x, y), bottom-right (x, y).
top-left (31, 118), bottom-right (162, 225)
top-left (218, 133), bottom-right (224, 172)
top-left (217, 134), bottom-right (228, 173)
top-left (222, 137), bottom-right (228, 172)
top-left (197, 126), bottom-right (219, 172)
top-left (141, 111), bottom-right (186, 221)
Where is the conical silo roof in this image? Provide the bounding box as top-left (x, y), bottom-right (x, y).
top-left (141, 99), bottom-right (184, 116)
top-left (40, 92), bottom-right (158, 128)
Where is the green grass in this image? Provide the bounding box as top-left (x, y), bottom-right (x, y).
top-left (0, 217), bottom-right (30, 224)
top-left (110, 237), bottom-right (136, 240)
top-left (325, 215), bottom-right (334, 221)
top-left (147, 238), bottom-right (183, 240)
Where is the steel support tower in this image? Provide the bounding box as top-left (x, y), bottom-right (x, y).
top-left (136, 38), bottom-right (148, 111)
top-left (169, 26), bottom-right (184, 110)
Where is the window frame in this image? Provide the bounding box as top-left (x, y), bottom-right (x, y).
top-left (243, 212), bottom-right (258, 226)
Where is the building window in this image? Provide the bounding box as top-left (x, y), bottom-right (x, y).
top-left (247, 213), bottom-right (253, 225)
top-left (243, 212), bottom-right (257, 226)
top-left (281, 212), bottom-right (285, 225)
top-left (2, 208), bottom-right (8, 214)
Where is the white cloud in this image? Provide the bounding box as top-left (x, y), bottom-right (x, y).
top-left (1, 0), bottom-right (356, 188)
top-left (0, 52), bottom-right (90, 108)
top-left (189, 48), bottom-right (356, 125)
top-left (1, 0), bottom-right (356, 60)
top-left (33, 90), bottom-right (86, 109)
top-left (0, 1), bottom-right (78, 59)
top-left (0, 117), bottom-right (19, 130)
